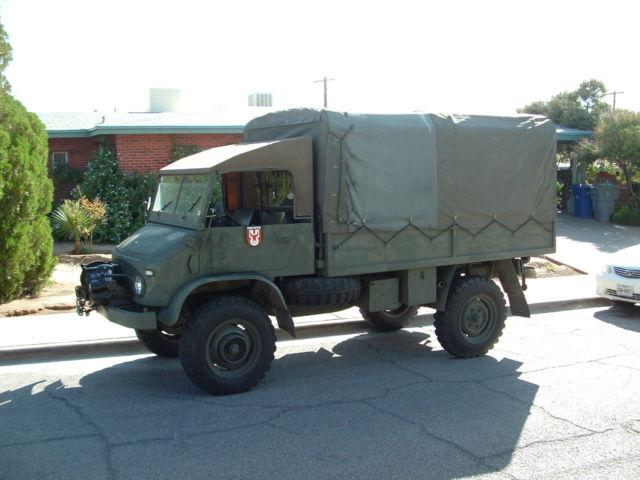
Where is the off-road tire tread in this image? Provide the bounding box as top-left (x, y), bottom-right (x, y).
top-left (179, 296), bottom-right (276, 395)
top-left (360, 305), bottom-right (418, 332)
top-left (283, 277), bottom-right (361, 306)
top-left (434, 275), bottom-right (506, 358)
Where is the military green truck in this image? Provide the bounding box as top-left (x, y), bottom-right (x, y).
top-left (76, 109), bottom-right (556, 395)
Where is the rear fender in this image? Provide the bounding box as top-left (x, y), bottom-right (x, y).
top-left (436, 260), bottom-right (530, 318)
top-left (158, 273), bottom-right (295, 337)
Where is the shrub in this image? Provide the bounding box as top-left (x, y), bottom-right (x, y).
top-left (0, 20), bottom-right (56, 303)
top-left (124, 172), bottom-right (157, 234)
top-left (172, 144), bottom-right (202, 161)
top-left (79, 146), bottom-right (157, 243)
top-left (0, 93), bottom-right (56, 302)
top-left (51, 195), bottom-right (106, 253)
top-left (612, 206), bottom-right (640, 226)
top-left (79, 145), bottom-right (132, 242)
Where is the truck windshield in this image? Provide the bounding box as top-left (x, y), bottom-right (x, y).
top-left (152, 174), bottom-right (209, 218)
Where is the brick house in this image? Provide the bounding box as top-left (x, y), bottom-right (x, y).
top-left (42, 110), bottom-right (598, 207)
top-left (39, 109), bottom-right (273, 199)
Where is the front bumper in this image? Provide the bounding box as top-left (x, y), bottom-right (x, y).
top-left (95, 303), bottom-right (157, 330)
top-left (76, 260), bottom-right (157, 329)
top-left (595, 272), bottom-right (640, 304)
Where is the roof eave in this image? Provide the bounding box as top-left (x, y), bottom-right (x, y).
top-left (556, 132), bottom-right (592, 142)
top-left (47, 129), bottom-right (93, 139)
top-left (46, 125), bottom-right (244, 138)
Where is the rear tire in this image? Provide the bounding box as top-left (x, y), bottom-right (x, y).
top-left (179, 296), bottom-right (276, 395)
top-left (360, 305), bottom-right (418, 332)
top-left (434, 275), bottom-right (506, 358)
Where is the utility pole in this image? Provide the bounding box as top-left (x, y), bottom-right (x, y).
top-left (313, 77), bottom-right (334, 108)
top-left (604, 91), bottom-right (624, 110)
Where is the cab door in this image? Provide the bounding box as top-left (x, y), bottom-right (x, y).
top-left (208, 223), bottom-right (315, 278)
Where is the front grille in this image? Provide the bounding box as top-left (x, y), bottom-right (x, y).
top-left (606, 289), bottom-right (640, 300)
top-left (613, 266), bottom-right (640, 278)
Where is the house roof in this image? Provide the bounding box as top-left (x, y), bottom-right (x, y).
top-left (555, 125), bottom-right (592, 142)
top-left (38, 109), bottom-right (277, 138)
top-left (39, 110), bottom-right (593, 142)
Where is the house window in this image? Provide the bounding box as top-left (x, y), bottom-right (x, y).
top-left (51, 152), bottom-right (68, 168)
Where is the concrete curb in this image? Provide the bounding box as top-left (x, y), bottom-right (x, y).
top-left (0, 295), bottom-right (611, 361)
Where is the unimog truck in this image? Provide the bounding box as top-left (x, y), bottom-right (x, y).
top-left (76, 109), bottom-right (557, 395)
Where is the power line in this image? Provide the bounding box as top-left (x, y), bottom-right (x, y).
top-left (604, 91), bottom-right (624, 110)
top-left (313, 77), bottom-right (334, 108)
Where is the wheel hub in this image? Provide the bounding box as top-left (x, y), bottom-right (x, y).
top-left (460, 296), bottom-right (494, 338)
top-left (210, 326), bottom-right (252, 370)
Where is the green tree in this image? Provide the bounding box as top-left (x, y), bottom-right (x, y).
top-left (0, 18), bottom-right (10, 94)
top-left (0, 19), bottom-right (56, 303)
top-left (518, 79), bottom-right (609, 130)
top-left (593, 109), bottom-right (640, 208)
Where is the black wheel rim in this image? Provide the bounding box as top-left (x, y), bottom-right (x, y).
top-left (458, 294), bottom-right (497, 344)
top-left (205, 319), bottom-right (261, 378)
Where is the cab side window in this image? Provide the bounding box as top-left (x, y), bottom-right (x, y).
top-left (211, 170), bottom-right (294, 227)
top-left (255, 170), bottom-right (294, 224)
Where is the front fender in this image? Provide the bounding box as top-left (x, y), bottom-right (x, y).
top-left (157, 273), bottom-right (295, 336)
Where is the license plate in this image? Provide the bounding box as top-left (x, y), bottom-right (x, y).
top-left (616, 284), bottom-right (634, 298)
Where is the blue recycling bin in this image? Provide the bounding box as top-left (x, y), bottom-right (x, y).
top-left (572, 184), bottom-right (593, 218)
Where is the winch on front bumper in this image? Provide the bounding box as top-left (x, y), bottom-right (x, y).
top-left (75, 261), bottom-right (158, 330)
top-left (75, 261), bottom-right (128, 316)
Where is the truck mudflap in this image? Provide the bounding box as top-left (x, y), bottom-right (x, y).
top-left (494, 259), bottom-right (531, 318)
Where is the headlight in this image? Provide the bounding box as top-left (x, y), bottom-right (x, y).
top-left (601, 264), bottom-right (612, 274)
top-left (133, 277), bottom-right (145, 296)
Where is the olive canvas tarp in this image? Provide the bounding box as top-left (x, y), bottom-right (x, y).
top-left (244, 109), bottom-right (556, 275)
top-left (244, 109), bottom-right (556, 232)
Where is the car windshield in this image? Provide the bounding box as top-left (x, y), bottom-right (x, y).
top-left (152, 174), bottom-right (209, 218)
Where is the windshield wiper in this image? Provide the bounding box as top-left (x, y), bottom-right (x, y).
top-left (161, 200), bottom-right (173, 211)
top-left (183, 195), bottom-right (202, 217)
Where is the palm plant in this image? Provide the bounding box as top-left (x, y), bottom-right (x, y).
top-left (51, 197), bottom-right (106, 254)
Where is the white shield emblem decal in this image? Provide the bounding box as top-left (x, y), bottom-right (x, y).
top-left (246, 226), bottom-right (263, 247)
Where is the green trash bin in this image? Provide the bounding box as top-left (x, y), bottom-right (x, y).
top-left (593, 183), bottom-right (620, 222)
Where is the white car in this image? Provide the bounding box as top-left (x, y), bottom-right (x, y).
top-left (596, 245), bottom-right (640, 305)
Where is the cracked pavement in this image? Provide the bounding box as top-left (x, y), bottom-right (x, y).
top-left (1, 304), bottom-right (639, 480)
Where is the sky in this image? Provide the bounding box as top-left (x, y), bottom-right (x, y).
top-left (1, 0), bottom-right (639, 116)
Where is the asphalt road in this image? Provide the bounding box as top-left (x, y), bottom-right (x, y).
top-left (1, 303), bottom-right (639, 480)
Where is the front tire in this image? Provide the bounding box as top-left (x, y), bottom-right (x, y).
top-left (135, 328), bottom-right (180, 358)
top-left (434, 275), bottom-right (506, 358)
top-left (360, 305), bottom-right (418, 331)
top-left (179, 296), bottom-right (276, 395)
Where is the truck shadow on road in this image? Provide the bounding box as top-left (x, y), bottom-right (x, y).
top-left (1, 328), bottom-right (539, 480)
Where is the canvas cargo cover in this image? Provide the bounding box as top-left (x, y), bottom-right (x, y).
top-left (244, 109), bottom-right (556, 234)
